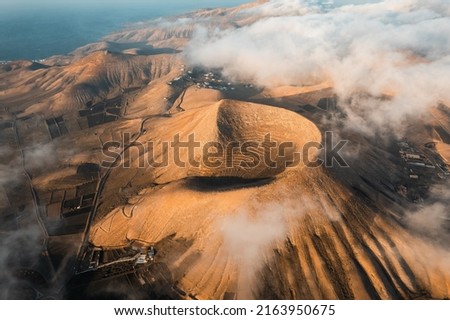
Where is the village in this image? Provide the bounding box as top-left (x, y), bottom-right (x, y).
top-left (396, 140), bottom-right (449, 204)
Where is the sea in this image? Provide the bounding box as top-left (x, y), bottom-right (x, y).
top-left (0, 0), bottom-right (250, 61)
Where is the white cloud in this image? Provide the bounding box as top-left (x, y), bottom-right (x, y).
top-left (217, 197), bottom-right (315, 298)
top-left (218, 204), bottom-right (288, 298)
top-left (186, 0), bottom-right (450, 132)
top-left (242, 0), bottom-right (321, 16)
top-left (405, 183), bottom-right (450, 240)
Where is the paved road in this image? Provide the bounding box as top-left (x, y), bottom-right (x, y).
top-left (75, 114), bottom-right (160, 273)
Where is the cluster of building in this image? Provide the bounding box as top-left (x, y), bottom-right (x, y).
top-left (167, 66), bottom-right (241, 92)
top-left (193, 71), bottom-right (237, 91)
top-left (80, 242), bottom-right (157, 274)
top-left (398, 141), bottom-right (436, 180)
top-left (396, 140), bottom-right (449, 204)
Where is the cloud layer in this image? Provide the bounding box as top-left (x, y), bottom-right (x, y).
top-left (186, 0), bottom-right (450, 131)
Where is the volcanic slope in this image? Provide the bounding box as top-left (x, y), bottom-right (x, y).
top-left (90, 94), bottom-right (450, 300)
top-left (0, 1), bottom-right (449, 300)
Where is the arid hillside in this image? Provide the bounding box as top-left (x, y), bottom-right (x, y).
top-left (0, 1), bottom-right (449, 300)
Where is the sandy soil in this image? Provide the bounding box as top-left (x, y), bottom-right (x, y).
top-left (0, 0), bottom-right (449, 300)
